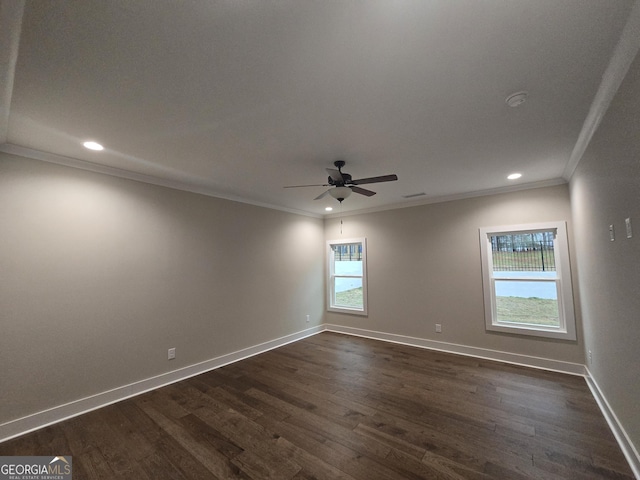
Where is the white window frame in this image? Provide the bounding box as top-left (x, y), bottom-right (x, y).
top-left (479, 222), bottom-right (576, 340)
top-left (327, 237), bottom-right (368, 315)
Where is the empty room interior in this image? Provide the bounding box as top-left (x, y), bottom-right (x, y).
top-left (1, 1), bottom-right (639, 479)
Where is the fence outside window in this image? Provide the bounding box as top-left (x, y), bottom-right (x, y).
top-left (332, 243), bottom-right (363, 262)
top-left (490, 232), bottom-right (556, 272)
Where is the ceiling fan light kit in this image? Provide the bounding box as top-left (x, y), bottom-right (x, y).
top-left (329, 186), bottom-right (352, 202)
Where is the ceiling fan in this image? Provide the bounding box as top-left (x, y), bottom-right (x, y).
top-left (285, 160), bottom-right (398, 202)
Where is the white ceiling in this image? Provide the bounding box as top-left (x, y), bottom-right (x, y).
top-left (0, 0), bottom-right (636, 216)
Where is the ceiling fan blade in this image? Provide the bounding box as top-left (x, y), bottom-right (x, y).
top-left (314, 189), bottom-right (331, 200)
top-left (283, 183), bottom-right (330, 188)
top-left (350, 186), bottom-right (377, 197)
top-left (350, 174), bottom-right (398, 185)
top-left (326, 168), bottom-right (344, 183)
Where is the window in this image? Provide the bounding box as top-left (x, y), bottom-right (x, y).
top-left (327, 238), bottom-right (367, 315)
top-left (479, 222), bottom-right (576, 340)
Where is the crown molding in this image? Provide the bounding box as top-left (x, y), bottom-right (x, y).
top-left (324, 178), bottom-right (568, 219)
top-left (2, 142), bottom-right (568, 221)
top-left (0, 143), bottom-right (322, 219)
top-left (0, 0), bottom-right (25, 144)
top-left (0, 143), bottom-right (569, 221)
top-left (563, 1), bottom-right (640, 180)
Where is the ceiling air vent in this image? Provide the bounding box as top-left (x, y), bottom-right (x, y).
top-left (402, 192), bottom-right (427, 199)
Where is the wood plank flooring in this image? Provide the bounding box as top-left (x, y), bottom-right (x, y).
top-left (0, 332), bottom-right (634, 479)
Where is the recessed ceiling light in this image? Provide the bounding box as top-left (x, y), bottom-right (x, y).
top-left (505, 91), bottom-right (528, 108)
top-left (507, 173), bottom-right (522, 180)
top-left (83, 141), bottom-right (104, 151)
top-left (325, 207), bottom-right (333, 212)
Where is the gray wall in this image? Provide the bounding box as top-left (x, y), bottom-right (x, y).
top-left (569, 52), bottom-right (640, 451)
top-left (0, 152), bottom-right (324, 424)
top-left (325, 184), bottom-right (585, 364)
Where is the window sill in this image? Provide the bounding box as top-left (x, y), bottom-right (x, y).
top-left (327, 306), bottom-right (368, 316)
top-left (487, 322), bottom-right (576, 341)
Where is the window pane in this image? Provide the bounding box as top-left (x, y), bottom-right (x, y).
top-left (495, 280), bottom-right (559, 327)
top-left (334, 260), bottom-right (363, 276)
top-left (490, 232), bottom-right (556, 272)
top-left (331, 243), bottom-right (362, 261)
top-left (334, 277), bottom-right (363, 308)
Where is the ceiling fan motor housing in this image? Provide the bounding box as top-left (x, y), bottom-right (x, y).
top-left (328, 172), bottom-right (352, 185)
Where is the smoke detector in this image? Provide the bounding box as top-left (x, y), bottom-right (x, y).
top-left (505, 91), bottom-right (528, 107)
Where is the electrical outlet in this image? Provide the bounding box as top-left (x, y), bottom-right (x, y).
top-left (435, 324), bottom-right (442, 333)
top-left (306, 314), bottom-right (310, 323)
top-left (588, 350), bottom-right (592, 363)
top-left (168, 348), bottom-right (176, 360)
top-left (626, 218), bottom-right (633, 238)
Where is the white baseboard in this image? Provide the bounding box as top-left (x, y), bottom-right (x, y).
top-left (4, 322), bottom-right (637, 480)
top-left (0, 325), bottom-right (324, 444)
top-left (326, 325), bottom-right (639, 478)
top-left (584, 367), bottom-right (640, 479)
top-left (325, 324), bottom-right (586, 375)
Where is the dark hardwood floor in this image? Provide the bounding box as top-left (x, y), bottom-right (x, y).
top-left (0, 332), bottom-right (634, 479)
